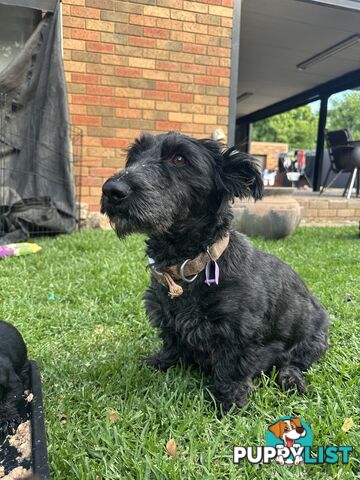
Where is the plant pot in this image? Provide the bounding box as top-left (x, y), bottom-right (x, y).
top-left (0, 361), bottom-right (50, 480)
top-left (232, 187), bottom-right (303, 239)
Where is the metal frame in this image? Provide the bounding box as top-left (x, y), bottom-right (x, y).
top-left (228, 0), bottom-right (242, 147)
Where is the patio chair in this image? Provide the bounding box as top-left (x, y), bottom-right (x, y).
top-left (321, 129), bottom-right (360, 199)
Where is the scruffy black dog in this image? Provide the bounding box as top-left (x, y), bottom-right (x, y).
top-left (0, 320), bottom-right (30, 430)
top-left (101, 132), bottom-right (329, 412)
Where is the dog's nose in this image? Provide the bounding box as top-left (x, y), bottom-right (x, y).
top-left (102, 179), bottom-right (131, 203)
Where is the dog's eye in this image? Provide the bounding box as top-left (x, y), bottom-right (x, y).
top-left (171, 155), bottom-right (186, 167)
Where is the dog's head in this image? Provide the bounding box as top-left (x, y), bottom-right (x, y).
top-left (101, 132), bottom-right (263, 237)
top-left (268, 417), bottom-right (306, 447)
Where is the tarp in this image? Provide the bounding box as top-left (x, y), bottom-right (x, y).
top-left (0, 1), bottom-right (76, 244)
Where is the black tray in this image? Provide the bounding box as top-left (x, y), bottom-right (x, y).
top-left (0, 361), bottom-right (50, 479)
top-left (30, 360), bottom-right (50, 479)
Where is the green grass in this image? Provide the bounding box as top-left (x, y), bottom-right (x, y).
top-left (0, 227), bottom-right (359, 479)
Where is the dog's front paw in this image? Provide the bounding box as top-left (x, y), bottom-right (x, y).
top-left (277, 366), bottom-right (307, 393)
top-left (212, 380), bottom-right (251, 416)
top-left (144, 353), bottom-right (176, 372)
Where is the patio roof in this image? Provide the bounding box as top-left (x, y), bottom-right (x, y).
top-left (236, 0), bottom-right (360, 121)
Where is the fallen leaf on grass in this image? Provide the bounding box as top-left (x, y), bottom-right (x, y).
top-left (166, 438), bottom-right (177, 458)
top-left (341, 418), bottom-right (354, 432)
top-left (59, 414), bottom-right (68, 424)
top-left (108, 410), bottom-right (120, 423)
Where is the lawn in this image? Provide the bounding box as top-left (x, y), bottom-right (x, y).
top-left (0, 226), bottom-right (359, 479)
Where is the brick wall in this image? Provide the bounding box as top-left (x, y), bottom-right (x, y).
top-left (61, 0), bottom-right (234, 211)
top-left (295, 196), bottom-right (360, 225)
top-left (250, 141), bottom-right (288, 170)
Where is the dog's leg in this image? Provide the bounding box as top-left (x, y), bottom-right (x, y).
top-left (277, 332), bottom-right (328, 393)
top-left (277, 366), bottom-right (307, 392)
top-left (210, 365), bottom-right (252, 413)
top-left (145, 332), bottom-right (184, 371)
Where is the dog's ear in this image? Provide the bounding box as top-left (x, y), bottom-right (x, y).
top-left (291, 417), bottom-right (302, 428)
top-left (268, 420), bottom-right (286, 438)
top-left (217, 146), bottom-right (264, 201)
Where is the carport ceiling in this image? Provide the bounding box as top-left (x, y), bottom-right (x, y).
top-left (237, 0), bottom-right (360, 119)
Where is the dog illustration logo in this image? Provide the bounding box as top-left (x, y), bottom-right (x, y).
top-left (234, 416), bottom-right (352, 465)
top-left (266, 416), bottom-right (312, 465)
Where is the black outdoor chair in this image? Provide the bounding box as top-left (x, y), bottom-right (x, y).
top-left (321, 128), bottom-right (360, 198)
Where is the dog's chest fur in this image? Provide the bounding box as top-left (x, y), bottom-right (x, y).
top-left (145, 282), bottom-right (216, 366)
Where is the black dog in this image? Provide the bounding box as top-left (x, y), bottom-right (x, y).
top-left (101, 132), bottom-right (329, 412)
top-left (0, 320), bottom-right (30, 430)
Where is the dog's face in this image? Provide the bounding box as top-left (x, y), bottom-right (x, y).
top-left (101, 132), bottom-right (263, 237)
top-left (268, 418), bottom-right (306, 447)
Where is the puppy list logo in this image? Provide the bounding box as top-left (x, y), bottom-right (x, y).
top-left (233, 416), bottom-right (352, 465)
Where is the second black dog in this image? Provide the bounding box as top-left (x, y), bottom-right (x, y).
top-left (0, 320), bottom-right (30, 430)
top-left (101, 132), bottom-right (329, 413)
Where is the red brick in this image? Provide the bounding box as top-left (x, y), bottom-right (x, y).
top-left (71, 73), bottom-right (99, 84)
top-left (169, 92), bottom-right (193, 103)
top-left (156, 121), bottom-right (181, 131)
top-left (195, 76), bottom-right (218, 86)
top-left (86, 85), bottom-right (114, 95)
top-left (207, 66), bottom-right (230, 77)
top-left (101, 138), bottom-right (129, 148)
top-left (182, 63), bottom-right (206, 74)
top-left (208, 46), bottom-right (229, 56)
top-left (115, 66), bottom-right (142, 77)
top-left (129, 37), bottom-right (156, 48)
top-left (69, 104), bottom-right (87, 114)
top-left (82, 177), bottom-right (103, 186)
top-left (156, 61), bottom-right (181, 72)
top-left (143, 89), bottom-right (168, 100)
top-left (86, 41), bottom-right (114, 53)
top-left (155, 81), bottom-right (180, 92)
top-left (183, 43), bottom-right (206, 54)
top-left (101, 97), bottom-right (128, 107)
top-left (72, 29), bottom-right (100, 41)
top-left (90, 167), bottom-right (117, 176)
top-left (72, 115), bottom-right (101, 126)
top-left (72, 94), bottom-right (101, 105)
top-left (116, 108), bottom-right (142, 119)
top-left (218, 96), bottom-right (229, 106)
top-left (70, 6), bottom-right (100, 18)
top-left (129, 14), bottom-right (157, 27)
top-left (143, 27), bottom-right (170, 39)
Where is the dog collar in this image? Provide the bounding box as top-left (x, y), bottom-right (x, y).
top-left (148, 233), bottom-right (230, 299)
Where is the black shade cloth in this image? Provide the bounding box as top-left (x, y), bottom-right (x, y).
top-left (0, 1), bottom-right (76, 244)
top-left (0, 0), bottom-right (57, 11)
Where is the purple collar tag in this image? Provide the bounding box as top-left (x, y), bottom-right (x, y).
top-left (205, 260), bottom-right (219, 286)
